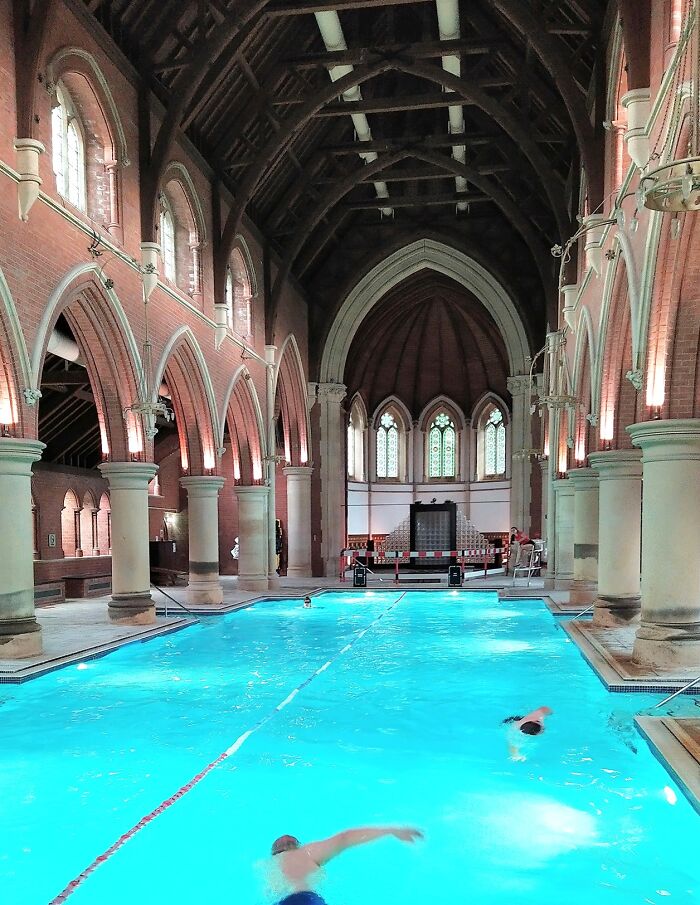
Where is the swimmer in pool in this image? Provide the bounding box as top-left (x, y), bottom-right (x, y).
top-left (268, 825), bottom-right (423, 904)
top-left (303, 596), bottom-right (313, 608)
top-left (503, 706), bottom-right (553, 761)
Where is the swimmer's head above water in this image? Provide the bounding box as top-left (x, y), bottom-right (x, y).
top-left (271, 835), bottom-right (301, 856)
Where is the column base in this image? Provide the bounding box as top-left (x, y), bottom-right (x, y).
top-left (593, 595), bottom-right (641, 627)
top-left (268, 573), bottom-right (280, 590)
top-left (186, 578), bottom-right (223, 606)
top-left (238, 575), bottom-right (269, 592)
top-left (633, 620), bottom-right (700, 669)
top-left (108, 593), bottom-right (156, 625)
top-left (286, 565), bottom-right (312, 578)
top-left (0, 617), bottom-right (42, 658)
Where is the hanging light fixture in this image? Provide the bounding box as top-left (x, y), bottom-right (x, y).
top-left (643, 1), bottom-right (700, 211)
top-left (123, 245), bottom-right (174, 441)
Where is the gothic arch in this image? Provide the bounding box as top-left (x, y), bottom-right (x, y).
top-left (161, 161), bottom-right (207, 245)
top-left (152, 327), bottom-right (219, 474)
top-left (471, 392), bottom-right (511, 426)
top-left (223, 367), bottom-right (265, 484)
top-left (31, 266), bottom-right (143, 460)
top-left (0, 264), bottom-right (31, 433)
top-left (320, 240), bottom-right (530, 386)
top-left (371, 395), bottom-right (412, 432)
top-left (418, 396), bottom-right (467, 432)
top-left (274, 334), bottom-right (310, 466)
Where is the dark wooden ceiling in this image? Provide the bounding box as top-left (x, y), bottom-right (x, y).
top-left (81, 0), bottom-right (609, 345)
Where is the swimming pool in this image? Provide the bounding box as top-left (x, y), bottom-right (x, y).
top-left (1, 590), bottom-right (698, 904)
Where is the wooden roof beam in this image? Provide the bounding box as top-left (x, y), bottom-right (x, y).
top-left (285, 37), bottom-right (503, 68)
top-left (267, 0), bottom-right (434, 14)
top-left (342, 192), bottom-right (490, 209)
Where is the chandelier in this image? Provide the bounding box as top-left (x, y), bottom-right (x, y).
top-left (642, 1), bottom-right (700, 211)
top-left (123, 244), bottom-right (173, 442)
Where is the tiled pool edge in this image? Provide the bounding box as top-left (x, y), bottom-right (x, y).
top-left (636, 717), bottom-right (700, 816)
top-left (0, 619), bottom-right (195, 684)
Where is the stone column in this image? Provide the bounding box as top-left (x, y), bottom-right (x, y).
top-left (98, 461), bottom-right (158, 624)
top-left (544, 407), bottom-right (560, 575)
top-left (180, 476), bottom-right (225, 605)
top-left (507, 374), bottom-right (533, 533)
top-left (588, 450), bottom-right (642, 626)
top-left (552, 478), bottom-right (574, 583)
top-left (235, 485), bottom-right (269, 591)
top-left (0, 439), bottom-right (44, 657)
top-left (317, 382), bottom-right (347, 576)
top-left (265, 346), bottom-right (279, 588)
top-left (628, 420), bottom-right (700, 668)
top-left (568, 467), bottom-right (599, 587)
top-left (284, 466), bottom-right (313, 576)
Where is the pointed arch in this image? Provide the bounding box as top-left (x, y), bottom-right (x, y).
top-left (0, 264), bottom-right (31, 433)
top-left (418, 396), bottom-right (467, 432)
top-left (31, 267), bottom-right (143, 460)
top-left (372, 396), bottom-right (411, 482)
top-left (274, 334), bottom-right (310, 466)
top-left (223, 367), bottom-right (265, 484)
top-left (152, 327), bottom-right (219, 474)
top-left (161, 161), bottom-right (207, 245)
top-left (158, 162), bottom-right (206, 296)
top-left (61, 488), bottom-right (81, 558)
top-left (472, 393), bottom-right (509, 481)
top-left (320, 240), bottom-right (529, 386)
top-left (347, 392), bottom-right (368, 482)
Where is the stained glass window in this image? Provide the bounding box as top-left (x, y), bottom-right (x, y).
top-left (160, 201), bottom-right (176, 282)
top-left (51, 86), bottom-right (85, 211)
top-left (484, 407), bottom-right (506, 476)
top-left (376, 411), bottom-right (399, 478)
top-left (428, 412), bottom-right (456, 478)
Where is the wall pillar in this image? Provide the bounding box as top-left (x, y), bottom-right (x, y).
top-left (317, 382), bottom-right (347, 576)
top-left (628, 420), bottom-right (700, 668)
top-left (235, 485), bottom-right (269, 591)
top-left (284, 466), bottom-right (313, 576)
top-left (588, 450), bottom-right (642, 626)
top-left (544, 407), bottom-right (560, 575)
top-left (552, 478), bottom-right (574, 583)
top-left (507, 374), bottom-right (533, 533)
top-left (265, 345), bottom-right (279, 588)
top-left (568, 467), bottom-right (599, 587)
top-left (0, 439), bottom-right (44, 657)
top-left (180, 476), bottom-right (226, 604)
top-left (98, 461), bottom-right (157, 624)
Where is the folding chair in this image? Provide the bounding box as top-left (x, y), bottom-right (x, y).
top-left (513, 547), bottom-right (541, 587)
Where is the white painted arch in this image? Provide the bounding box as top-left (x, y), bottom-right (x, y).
top-left (320, 239), bottom-right (530, 385)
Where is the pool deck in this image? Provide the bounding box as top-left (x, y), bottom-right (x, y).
top-left (636, 717), bottom-right (700, 814)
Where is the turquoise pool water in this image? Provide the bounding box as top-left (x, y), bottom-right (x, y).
top-left (1, 590), bottom-right (698, 904)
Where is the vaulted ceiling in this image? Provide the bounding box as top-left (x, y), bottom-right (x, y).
top-left (344, 269), bottom-right (508, 417)
top-left (81, 0), bottom-right (609, 347)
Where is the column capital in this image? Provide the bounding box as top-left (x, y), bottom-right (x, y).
top-left (283, 465), bottom-right (314, 478)
top-left (566, 467), bottom-right (599, 489)
top-left (507, 374), bottom-right (534, 396)
top-left (99, 461), bottom-right (158, 489)
top-left (0, 438), bottom-right (45, 476)
top-left (316, 382), bottom-right (347, 404)
top-left (553, 477), bottom-right (574, 495)
top-left (588, 448), bottom-right (642, 480)
top-left (234, 484), bottom-right (269, 499)
top-left (180, 475), bottom-right (226, 496)
top-left (627, 419), bottom-right (700, 462)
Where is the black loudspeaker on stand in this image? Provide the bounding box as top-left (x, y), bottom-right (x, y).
top-left (353, 563), bottom-right (367, 587)
top-left (448, 564), bottom-right (462, 587)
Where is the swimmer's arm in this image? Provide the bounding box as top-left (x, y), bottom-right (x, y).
top-left (520, 706), bottom-right (553, 724)
top-left (303, 826), bottom-right (423, 865)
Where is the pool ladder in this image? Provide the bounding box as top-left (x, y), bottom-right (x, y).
top-left (151, 582), bottom-right (200, 623)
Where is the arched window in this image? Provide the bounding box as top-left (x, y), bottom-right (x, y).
top-left (230, 248), bottom-right (253, 337)
top-left (376, 411), bottom-right (400, 479)
top-left (160, 198), bottom-right (176, 282)
top-left (484, 407), bottom-right (506, 477)
top-left (51, 85), bottom-right (86, 211)
top-left (428, 412), bottom-right (457, 478)
top-left (347, 397), bottom-right (366, 481)
top-left (224, 268), bottom-right (235, 329)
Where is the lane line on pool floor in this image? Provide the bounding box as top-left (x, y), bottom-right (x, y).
top-left (49, 591), bottom-right (407, 904)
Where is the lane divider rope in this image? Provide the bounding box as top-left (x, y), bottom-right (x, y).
top-left (49, 591), bottom-right (407, 904)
